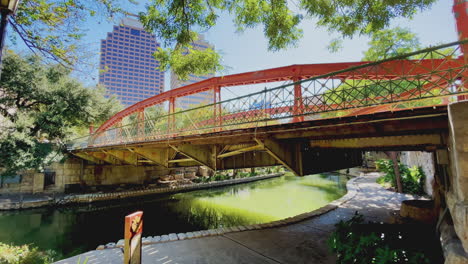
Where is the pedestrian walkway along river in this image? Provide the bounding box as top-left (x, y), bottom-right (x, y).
top-left (56, 173), bottom-right (418, 264)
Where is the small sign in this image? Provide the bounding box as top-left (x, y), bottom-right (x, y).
top-left (124, 211), bottom-right (143, 264)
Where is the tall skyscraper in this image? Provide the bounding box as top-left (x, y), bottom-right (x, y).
top-left (99, 18), bottom-right (164, 106)
top-left (170, 35), bottom-right (214, 109)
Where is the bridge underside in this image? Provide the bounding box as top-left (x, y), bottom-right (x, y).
top-left (72, 106), bottom-right (448, 176)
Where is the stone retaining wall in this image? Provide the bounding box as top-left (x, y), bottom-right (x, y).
top-left (0, 173), bottom-right (283, 210)
top-left (0, 198), bottom-right (53, 210)
top-left (60, 173), bottom-right (283, 205)
top-left (97, 175), bottom-right (360, 250)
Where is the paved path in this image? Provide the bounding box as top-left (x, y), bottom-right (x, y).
top-left (56, 173), bottom-right (417, 264)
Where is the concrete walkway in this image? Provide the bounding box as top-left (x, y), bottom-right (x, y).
top-left (56, 173), bottom-right (418, 264)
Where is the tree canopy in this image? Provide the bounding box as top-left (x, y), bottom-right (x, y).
top-left (363, 27), bottom-right (421, 61)
top-left (10, 0), bottom-right (134, 68)
top-left (140, 0), bottom-right (437, 79)
top-left (9, 0), bottom-right (437, 78)
top-left (0, 51), bottom-right (122, 176)
top-left (324, 27), bottom-right (454, 108)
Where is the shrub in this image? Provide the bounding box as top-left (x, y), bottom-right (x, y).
top-left (238, 172), bottom-right (249, 178)
top-left (192, 178), bottom-right (202, 183)
top-left (375, 159), bottom-right (425, 195)
top-left (0, 243), bottom-right (56, 264)
top-left (213, 174), bottom-right (227, 181)
top-left (328, 212), bottom-right (430, 264)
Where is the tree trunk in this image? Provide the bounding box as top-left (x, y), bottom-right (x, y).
top-left (387, 151), bottom-right (403, 193)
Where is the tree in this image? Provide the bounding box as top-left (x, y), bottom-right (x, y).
top-left (323, 27), bottom-right (457, 106)
top-left (0, 51), bottom-right (122, 176)
top-left (9, 0), bottom-right (134, 68)
top-left (9, 1), bottom-right (437, 77)
top-left (139, 0), bottom-right (437, 79)
top-left (363, 27), bottom-right (421, 61)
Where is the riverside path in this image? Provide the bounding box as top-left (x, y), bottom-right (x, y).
top-left (55, 172), bottom-right (419, 264)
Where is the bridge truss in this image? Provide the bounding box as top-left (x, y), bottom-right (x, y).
top-left (68, 41), bottom-right (467, 151)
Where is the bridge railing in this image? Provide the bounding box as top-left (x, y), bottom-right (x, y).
top-left (67, 40), bottom-right (468, 150)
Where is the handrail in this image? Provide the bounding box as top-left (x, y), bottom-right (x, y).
top-left (68, 40), bottom-right (468, 150)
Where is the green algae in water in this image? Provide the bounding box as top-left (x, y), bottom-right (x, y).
top-left (0, 173), bottom-right (348, 259)
top-left (170, 173), bottom-right (348, 228)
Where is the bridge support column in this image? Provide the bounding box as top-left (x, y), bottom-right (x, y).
top-left (446, 100), bottom-right (468, 254)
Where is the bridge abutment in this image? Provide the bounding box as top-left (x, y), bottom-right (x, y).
top-left (444, 100), bottom-right (468, 256)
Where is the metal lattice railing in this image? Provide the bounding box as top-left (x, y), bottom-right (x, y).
top-left (67, 40), bottom-right (468, 150)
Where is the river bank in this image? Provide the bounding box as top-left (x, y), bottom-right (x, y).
top-left (56, 171), bottom-right (416, 264)
top-left (0, 173), bottom-right (283, 210)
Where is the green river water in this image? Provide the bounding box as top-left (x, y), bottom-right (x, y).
top-left (0, 173), bottom-right (348, 260)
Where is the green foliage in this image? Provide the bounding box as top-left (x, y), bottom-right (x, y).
top-left (11, 1), bottom-right (437, 78)
top-left (328, 212), bottom-right (430, 264)
top-left (75, 256), bottom-right (88, 264)
top-left (0, 243), bottom-right (57, 264)
top-left (11, 0), bottom-right (135, 68)
top-left (323, 27), bottom-right (456, 109)
top-left (0, 52), bottom-right (122, 176)
top-left (140, 0), bottom-right (303, 78)
top-left (139, 0), bottom-right (435, 79)
top-left (375, 159), bottom-right (425, 195)
top-left (363, 27), bottom-right (421, 60)
top-left (154, 44), bottom-right (223, 80)
top-left (214, 174), bottom-right (227, 181)
top-left (323, 79), bottom-right (419, 105)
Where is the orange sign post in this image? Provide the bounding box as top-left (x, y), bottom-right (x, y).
top-left (124, 211), bottom-right (143, 264)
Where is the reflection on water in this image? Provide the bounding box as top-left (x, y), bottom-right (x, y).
top-left (0, 173), bottom-right (347, 259)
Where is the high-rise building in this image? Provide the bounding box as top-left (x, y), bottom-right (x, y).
top-left (170, 35), bottom-right (214, 109)
top-left (99, 18), bottom-right (164, 106)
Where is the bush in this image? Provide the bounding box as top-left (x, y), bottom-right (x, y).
top-left (213, 174), bottom-right (227, 181)
top-left (328, 212), bottom-right (430, 264)
top-left (375, 159), bottom-right (425, 195)
top-left (0, 243), bottom-right (56, 264)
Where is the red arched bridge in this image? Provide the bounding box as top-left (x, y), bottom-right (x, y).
top-left (68, 41), bottom-right (468, 175)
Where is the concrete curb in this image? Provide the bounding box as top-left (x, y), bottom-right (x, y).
top-left (98, 174), bottom-right (361, 250)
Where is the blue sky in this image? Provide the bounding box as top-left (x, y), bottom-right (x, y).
top-left (9, 0), bottom-right (459, 95)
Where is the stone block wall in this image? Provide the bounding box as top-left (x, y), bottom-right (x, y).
top-left (441, 100), bottom-right (468, 260)
top-left (1, 157), bottom-right (172, 194)
top-left (0, 170), bottom-right (35, 194)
